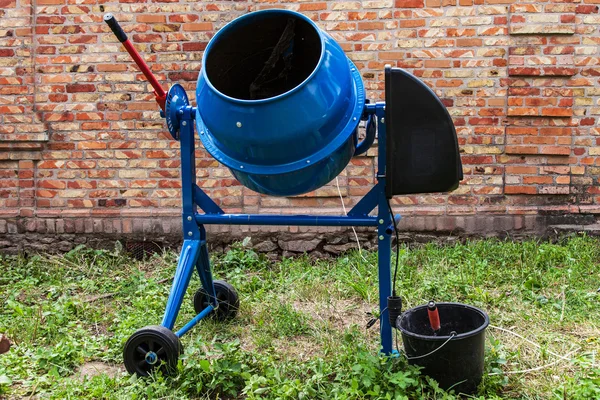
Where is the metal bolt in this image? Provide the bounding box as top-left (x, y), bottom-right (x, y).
top-left (380, 118), bottom-right (385, 123)
top-left (353, 117), bottom-right (357, 121)
top-left (188, 231), bottom-right (193, 237)
top-left (240, 165), bottom-right (244, 169)
top-left (379, 235), bottom-right (384, 240)
top-left (179, 110), bottom-right (184, 115)
top-left (182, 121), bottom-right (187, 126)
top-left (187, 216), bottom-right (192, 221)
top-left (379, 219), bottom-right (384, 224)
top-left (200, 131), bottom-right (204, 135)
top-left (306, 160), bottom-right (310, 163)
top-left (236, 122), bottom-right (242, 128)
top-left (145, 352), bottom-right (158, 365)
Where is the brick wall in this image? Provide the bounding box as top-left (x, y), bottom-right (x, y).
top-left (1, 0), bottom-right (600, 253)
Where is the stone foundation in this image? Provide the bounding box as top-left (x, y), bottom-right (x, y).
top-left (2, 213), bottom-right (599, 256)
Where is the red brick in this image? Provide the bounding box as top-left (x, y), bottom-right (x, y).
top-left (523, 176), bottom-right (553, 185)
top-left (506, 146), bottom-right (538, 155)
top-left (561, 15), bottom-right (576, 23)
top-left (70, 35), bottom-right (97, 44)
top-left (507, 127), bottom-right (537, 136)
top-left (581, 118), bottom-right (596, 126)
top-left (462, 156), bottom-right (494, 164)
top-left (132, 34), bottom-right (163, 43)
top-left (509, 88), bottom-right (540, 96)
top-left (167, 72), bottom-right (198, 81)
top-left (505, 186), bottom-right (537, 195)
top-left (66, 84), bottom-right (95, 93)
top-left (507, 166), bottom-right (538, 175)
top-left (182, 42), bottom-right (207, 52)
top-left (300, 3), bottom-right (328, 11)
top-left (38, 180), bottom-right (66, 190)
top-left (540, 146), bottom-right (571, 156)
top-left (509, 67), bottom-right (541, 76)
top-left (395, 0), bottom-right (424, 7)
top-left (576, 5), bottom-right (599, 13)
top-left (540, 128), bottom-right (572, 136)
top-left (137, 15), bottom-right (167, 23)
top-left (181, 23), bottom-right (212, 32)
top-left (541, 108), bottom-right (572, 117)
top-left (36, 16), bottom-right (66, 24)
top-left (525, 98), bottom-right (556, 107)
top-left (0, 49), bottom-right (15, 57)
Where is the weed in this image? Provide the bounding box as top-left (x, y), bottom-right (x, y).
top-left (554, 356), bottom-right (600, 399)
top-left (0, 236), bottom-right (599, 398)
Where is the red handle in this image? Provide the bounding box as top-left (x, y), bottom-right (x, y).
top-left (427, 301), bottom-right (441, 332)
top-left (121, 40), bottom-right (167, 111)
top-left (104, 14), bottom-right (167, 111)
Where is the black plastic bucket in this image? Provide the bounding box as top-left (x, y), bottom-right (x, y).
top-left (396, 302), bottom-right (489, 394)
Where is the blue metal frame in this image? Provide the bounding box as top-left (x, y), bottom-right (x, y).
top-left (375, 104), bottom-right (393, 354)
top-left (159, 101), bottom-right (396, 355)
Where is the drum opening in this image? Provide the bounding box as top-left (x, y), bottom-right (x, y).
top-left (205, 12), bottom-right (322, 100)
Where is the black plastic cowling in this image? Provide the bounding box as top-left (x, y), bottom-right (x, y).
top-left (384, 66), bottom-right (463, 198)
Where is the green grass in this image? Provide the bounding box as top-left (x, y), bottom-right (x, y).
top-left (1, 236), bottom-right (599, 399)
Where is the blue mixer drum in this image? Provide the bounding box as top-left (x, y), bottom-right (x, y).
top-left (196, 9), bottom-right (365, 196)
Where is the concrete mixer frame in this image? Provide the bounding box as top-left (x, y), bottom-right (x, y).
top-left (160, 101), bottom-right (397, 354)
top-left (101, 12), bottom-right (469, 375)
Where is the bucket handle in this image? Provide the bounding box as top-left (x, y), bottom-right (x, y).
top-left (404, 331), bottom-right (457, 360)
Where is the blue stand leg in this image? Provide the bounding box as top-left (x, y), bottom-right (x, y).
top-left (375, 103), bottom-right (393, 355)
top-left (159, 107), bottom-right (219, 336)
top-left (161, 240), bottom-right (202, 330)
top-left (176, 303), bottom-right (215, 337)
top-left (377, 198), bottom-right (393, 355)
top-left (195, 225), bottom-right (217, 306)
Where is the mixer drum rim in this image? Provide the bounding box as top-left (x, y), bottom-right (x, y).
top-left (200, 9), bottom-right (326, 105)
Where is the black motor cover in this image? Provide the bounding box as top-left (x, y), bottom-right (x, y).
top-left (385, 66), bottom-right (463, 198)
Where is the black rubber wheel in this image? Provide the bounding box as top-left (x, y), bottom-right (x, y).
top-left (193, 280), bottom-right (239, 321)
top-left (123, 325), bottom-right (182, 376)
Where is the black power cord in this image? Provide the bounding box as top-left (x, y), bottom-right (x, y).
top-left (386, 198), bottom-right (403, 355)
top-left (386, 199), bottom-right (400, 297)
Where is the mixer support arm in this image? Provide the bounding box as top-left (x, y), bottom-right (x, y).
top-left (354, 102), bottom-right (377, 156)
top-left (104, 14), bottom-right (168, 111)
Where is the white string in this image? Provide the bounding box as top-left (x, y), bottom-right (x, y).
top-left (487, 324), bottom-right (582, 376)
top-left (404, 332), bottom-right (457, 360)
top-left (487, 346), bottom-right (580, 376)
top-left (489, 324), bottom-right (571, 362)
top-left (559, 288), bottom-right (566, 322)
top-left (335, 176), bottom-right (363, 257)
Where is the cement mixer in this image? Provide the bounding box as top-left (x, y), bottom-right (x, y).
top-left (104, 9), bottom-right (462, 376)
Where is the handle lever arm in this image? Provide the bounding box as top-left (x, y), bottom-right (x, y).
top-left (104, 13), bottom-right (167, 111)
